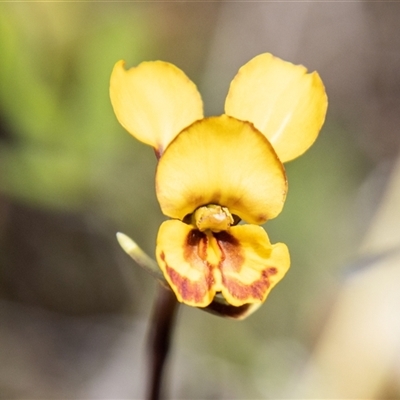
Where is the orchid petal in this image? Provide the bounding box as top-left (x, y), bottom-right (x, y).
top-left (215, 225), bottom-right (290, 306)
top-left (156, 115), bottom-right (287, 225)
top-left (156, 220), bottom-right (221, 307)
top-left (225, 53), bottom-right (327, 162)
top-left (110, 60), bottom-right (203, 155)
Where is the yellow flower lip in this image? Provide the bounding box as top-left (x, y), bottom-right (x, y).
top-left (156, 220), bottom-right (290, 308)
top-left (116, 232), bottom-right (264, 319)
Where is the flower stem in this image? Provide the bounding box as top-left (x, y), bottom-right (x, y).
top-left (147, 284), bottom-right (179, 400)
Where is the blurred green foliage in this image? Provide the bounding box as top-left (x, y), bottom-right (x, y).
top-left (1, 4), bottom-right (153, 212)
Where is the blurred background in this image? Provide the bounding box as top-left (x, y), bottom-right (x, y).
top-left (1, 2), bottom-right (400, 399)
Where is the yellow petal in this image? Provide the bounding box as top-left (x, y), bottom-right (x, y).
top-left (156, 115), bottom-right (287, 225)
top-left (156, 220), bottom-right (221, 307)
top-left (215, 225), bottom-right (290, 307)
top-left (110, 60), bottom-right (203, 155)
top-left (225, 53), bottom-right (328, 163)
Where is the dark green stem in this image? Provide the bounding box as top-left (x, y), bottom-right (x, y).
top-left (147, 284), bottom-right (179, 400)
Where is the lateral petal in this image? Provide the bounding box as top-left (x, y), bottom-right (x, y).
top-left (110, 60), bottom-right (203, 155)
top-left (156, 115), bottom-right (287, 225)
top-left (225, 53), bottom-right (328, 162)
top-left (214, 225), bottom-right (290, 307)
top-left (156, 220), bottom-right (221, 307)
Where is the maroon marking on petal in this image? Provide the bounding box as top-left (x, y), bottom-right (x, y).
top-left (213, 230), bottom-right (239, 246)
top-left (154, 148), bottom-right (162, 160)
top-left (184, 229), bottom-right (208, 265)
top-left (186, 229), bottom-right (206, 246)
top-left (165, 265), bottom-right (213, 304)
top-left (160, 229), bottom-right (214, 305)
top-left (222, 267), bottom-right (278, 302)
top-left (213, 231), bottom-right (244, 273)
top-left (214, 231), bottom-right (279, 302)
top-left (267, 267), bottom-right (277, 275)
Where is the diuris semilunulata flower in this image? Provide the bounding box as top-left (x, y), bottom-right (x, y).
top-left (110, 53), bottom-right (327, 310)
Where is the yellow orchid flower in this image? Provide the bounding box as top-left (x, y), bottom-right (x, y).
top-left (110, 53), bottom-right (327, 310)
